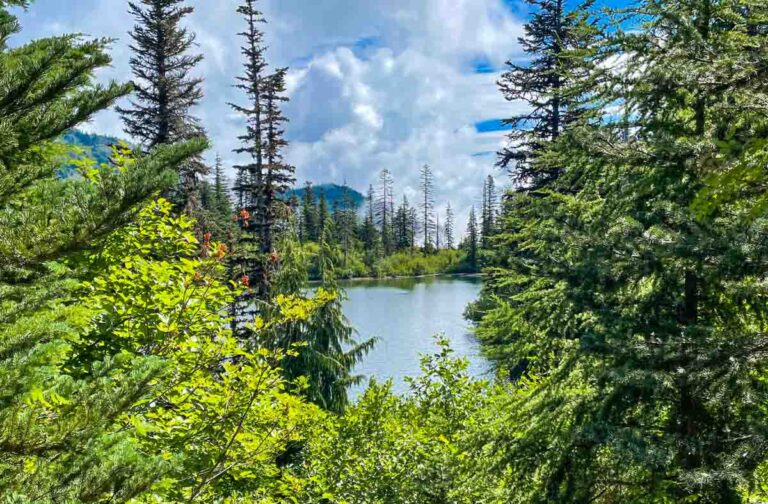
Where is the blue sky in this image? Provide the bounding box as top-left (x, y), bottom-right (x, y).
top-left (12, 0), bottom-right (627, 227)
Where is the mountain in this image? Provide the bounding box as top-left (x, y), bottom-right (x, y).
top-left (286, 183), bottom-right (364, 210)
top-left (61, 130), bottom-right (122, 165)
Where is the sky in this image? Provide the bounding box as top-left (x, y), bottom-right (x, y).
top-left (11, 0), bottom-right (623, 229)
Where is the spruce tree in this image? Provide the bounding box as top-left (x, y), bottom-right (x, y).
top-left (0, 1), bottom-right (204, 497)
top-left (481, 175), bottom-right (497, 248)
top-left (230, 0), bottom-right (293, 300)
top-left (359, 184), bottom-right (381, 264)
top-left (317, 187), bottom-right (329, 241)
top-left (464, 206), bottom-right (479, 271)
top-left (420, 164), bottom-right (435, 251)
top-left (302, 181), bottom-right (318, 242)
top-left (445, 202), bottom-right (455, 249)
top-left (476, 0), bottom-right (768, 500)
top-left (118, 0), bottom-right (207, 211)
top-left (394, 195), bottom-right (414, 251)
top-left (199, 153), bottom-right (234, 241)
top-left (497, 0), bottom-right (597, 190)
top-left (376, 169), bottom-right (394, 254)
top-left (260, 68), bottom-right (295, 253)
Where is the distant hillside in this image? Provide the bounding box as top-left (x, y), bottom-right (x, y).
top-left (286, 183), bottom-right (364, 210)
top-left (60, 130), bottom-right (122, 165)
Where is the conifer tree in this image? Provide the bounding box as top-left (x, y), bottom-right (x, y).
top-left (118, 0), bottom-right (207, 211)
top-left (199, 153), bottom-right (235, 240)
top-left (317, 187), bottom-right (329, 241)
top-left (302, 181), bottom-right (318, 242)
top-left (332, 185), bottom-right (357, 264)
top-left (376, 169), bottom-right (395, 254)
top-left (230, 0), bottom-right (293, 300)
top-left (0, 2), bottom-right (204, 497)
top-left (230, 0), bottom-right (271, 326)
top-left (445, 202), bottom-right (455, 249)
top-left (394, 195), bottom-right (414, 250)
top-left (420, 164), bottom-right (435, 251)
top-left (360, 184), bottom-right (379, 253)
top-left (481, 175), bottom-right (497, 248)
top-left (260, 68), bottom-right (295, 253)
top-left (464, 206), bottom-right (479, 271)
top-left (497, 0), bottom-right (597, 190)
top-left (475, 0), bottom-right (768, 500)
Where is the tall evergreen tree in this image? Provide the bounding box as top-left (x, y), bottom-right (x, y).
top-left (317, 187), bottom-right (329, 241)
top-left (497, 0), bottom-right (597, 190)
top-left (376, 169), bottom-right (395, 254)
top-left (118, 0), bottom-right (207, 211)
top-left (420, 164), bottom-right (435, 251)
top-left (199, 153), bottom-right (234, 241)
top-left (481, 175), bottom-right (497, 248)
top-left (230, 0), bottom-right (272, 328)
top-left (230, 0), bottom-right (293, 299)
top-left (260, 68), bottom-right (295, 253)
top-left (475, 0), bottom-right (768, 500)
top-left (445, 202), bottom-right (455, 249)
top-left (464, 206), bottom-right (479, 271)
top-left (394, 195), bottom-right (414, 250)
top-left (0, 2), bottom-right (204, 497)
top-left (302, 181), bottom-right (318, 242)
top-left (360, 184), bottom-right (379, 254)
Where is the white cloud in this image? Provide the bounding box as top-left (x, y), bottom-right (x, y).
top-left (14, 0), bottom-right (528, 232)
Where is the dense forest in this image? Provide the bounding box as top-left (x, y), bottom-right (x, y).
top-left (4, 0), bottom-right (768, 502)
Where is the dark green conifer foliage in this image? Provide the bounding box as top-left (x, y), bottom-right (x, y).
top-left (269, 224), bottom-right (376, 413)
top-left (480, 175), bottom-right (497, 248)
top-left (463, 206), bottom-right (479, 271)
top-left (445, 202), bottom-right (455, 249)
top-left (376, 169), bottom-right (395, 254)
top-left (230, 0), bottom-right (293, 312)
top-left (301, 180), bottom-right (318, 242)
top-left (118, 0), bottom-right (207, 212)
top-left (475, 0), bottom-right (768, 500)
top-left (419, 164), bottom-right (435, 252)
top-left (360, 184), bottom-right (380, 260)
top-left (198, 153), bottom-right (234, 241)
top-left (260, 68), bottom-right (295, 253)
top-left (317, 187), bottom-right (329, 241)
top-left (0, 1), bottom-right (203, 498)
top-left (497, 0), bottom-right (597, 190)
top-left (394, 195), bottom-right (415, 251)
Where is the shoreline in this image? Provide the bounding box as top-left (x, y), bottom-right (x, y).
top-left (309, 272), bottom-right (484, 284)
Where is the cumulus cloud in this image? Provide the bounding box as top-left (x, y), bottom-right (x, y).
top-left (14, 0), bottom-right (529, 231)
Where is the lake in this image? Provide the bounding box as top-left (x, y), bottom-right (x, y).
top-left (340, 275), bottom-right (493, 397)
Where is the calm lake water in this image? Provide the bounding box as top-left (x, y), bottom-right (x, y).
top-left (340, 275), bottom-right (493, 397)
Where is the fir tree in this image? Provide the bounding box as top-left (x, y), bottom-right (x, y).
top-left (481, 175), bottom-right (497, 248)
top-left (0, 2), bottom-right (204, 497)
top-left (476, 0), bottom-right (768, 500)
top-left (464, 206), bottom-right (479, 271)
top-left (260, 68), bottom-right (295, 253)
top-left (118, 0), bottom-right (207, 211)
top-left (497, 0), bottom-right (597, 190)
top-left (376, 169), bottom-right (395, 254)
top-left (317, 187), bottom-right (329, 241)
top-left (230, 0), bottom-right (293, 299)
top-left (199, 153), bottom-right (235, 241)
top-left (360, 184), bottom-right (380, 259)
top-left (420, 164), bottom-right (435, 251)
top-left (445, 202), bottom-right (455, 249)
top-left (302, 181), bottom-right (318, 242)
top-left (394, 195), bottom-right (414, 250)
top-left (230, 0), bottom-right (271, 327)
